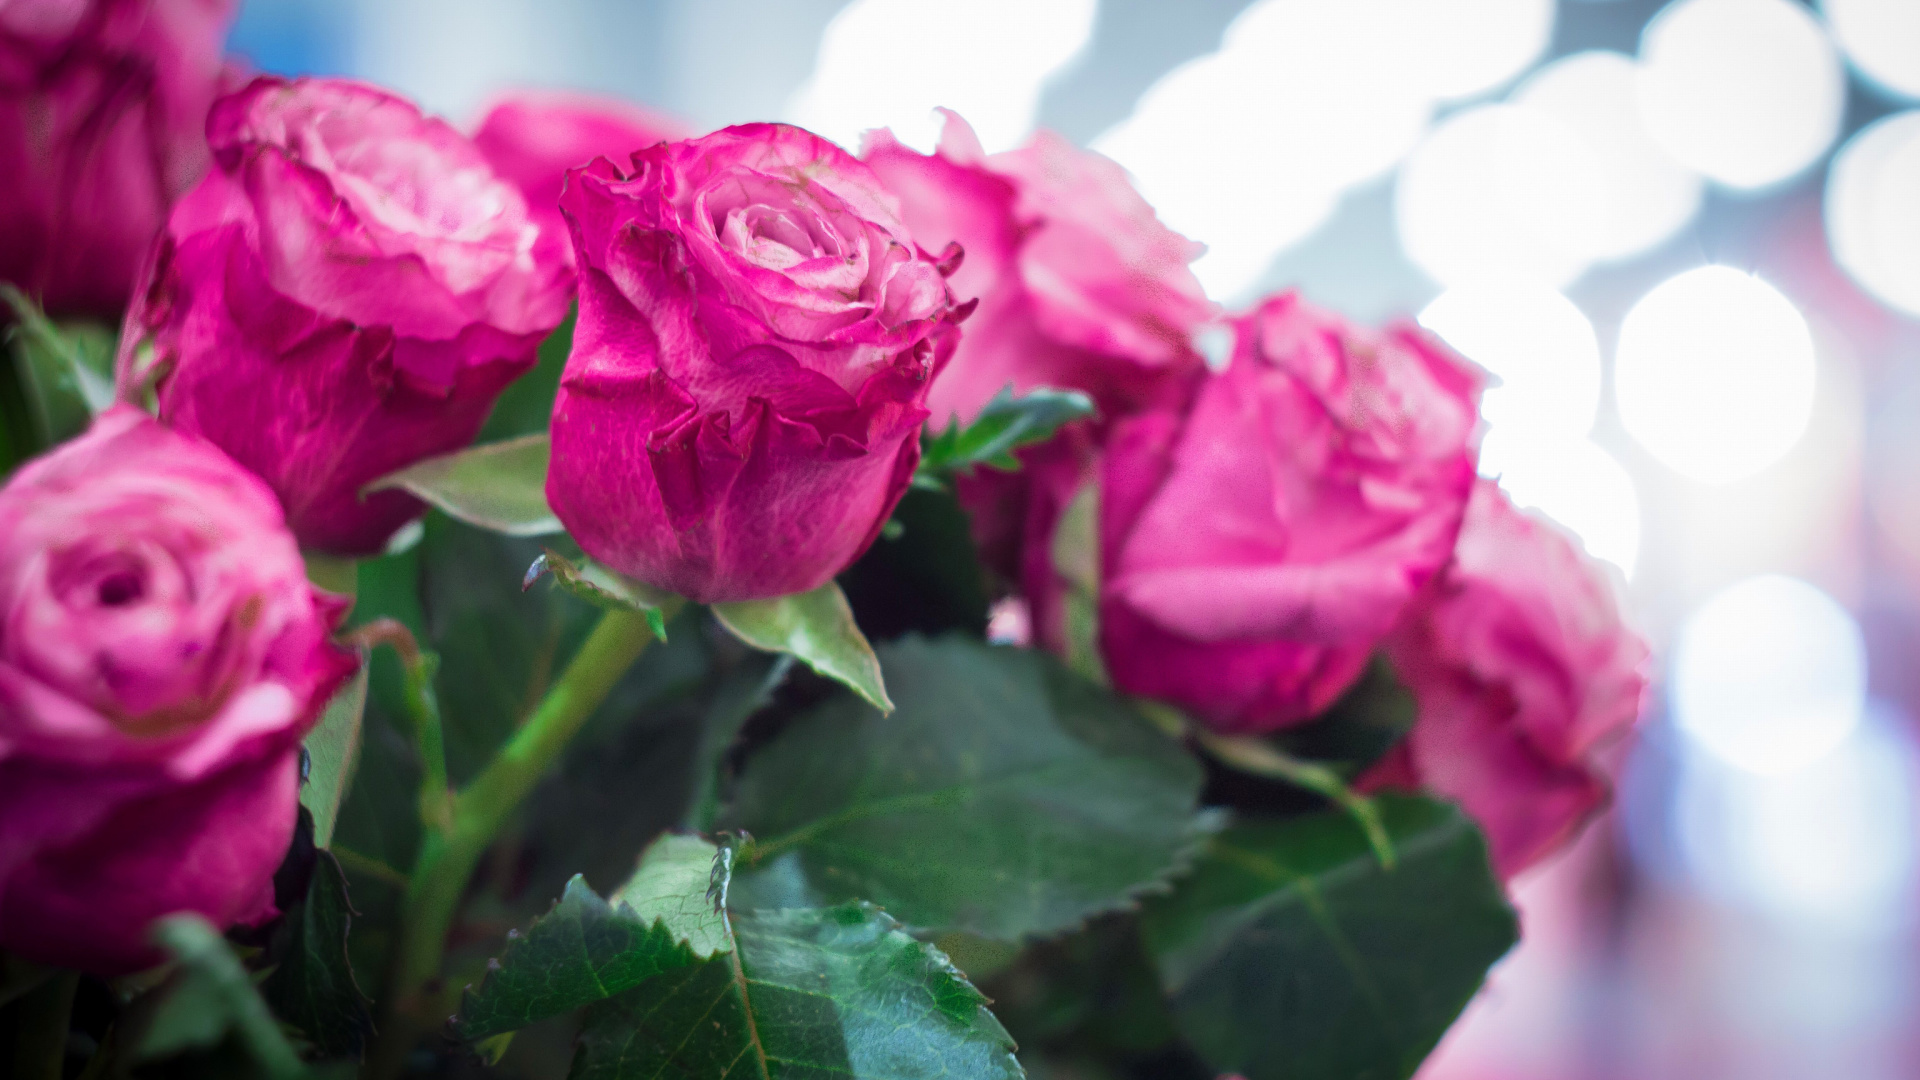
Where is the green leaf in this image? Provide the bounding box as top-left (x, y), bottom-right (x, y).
top-left (300, 663), bottom-right (369, 849)
top-left (482, 307), bottom-right (574, 440)
top-left (456, 833), bottom-right (729, 1040)
top-left (712, 581), bottom-right (890, 712)
top-left (461, 834), bottom-right (1020, 1079)
top-left (1140, 796), bottom-right (1518, 1080)
top-left (727, 635), bottom-right (1213, 941)
top-left (981, 914), bottom-right (1196, 1074)
top-left (530, 548), bottom-right (678, 641)
top-left (573, 902), bottom-right (1022, 1080)
top-left (1, 284), bottom-right (114, 451)
top-left (920, 385), bottom-right (1096, 479)
top-left (364, 433), bottom-right (561, 537)
top-left (1269, 655), bottom-right (1417, 779)
top-left (414, 520), bottom-right (601, 783)
top-left (684, 653), bottom-right (792, 832)
top-left (262, 851), bottom-right (374, 1061)
top-left (838, 486), bottom-right (990, 640)
top-left (1048, 480), bottom-right (1105, 686)
top-left (133, 916), bottom-right (312, 1079)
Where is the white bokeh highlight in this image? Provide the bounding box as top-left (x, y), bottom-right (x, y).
top-left (1827, 111), bottom-right (1920, 318)
top-left (1822, 0), bottom-right (1920, 100)
top-left (1479, 433), bottom-right (1643, 576)
top-left (1419, 282), bottom-right (1637, 575)
top-left (1395, 105), bottom-right (1598, 287)
top-left (1512, 51), bottom-right (1703, 261)
top-left (1674, 575), bottom-right (1867, 778)
top-left (1636, 0), bottom-right (1845, 189)
top-left (1096, 0), bottom-right (1554, 301)
top-left (1677, 707), bottom-right (1914, 927)
top-left (788, 0), bottom-right (1097, 154)
top-left (1615, 267), bottom-right (1817, 483)
top-left (1419, 280), bottom-right (1601, 441)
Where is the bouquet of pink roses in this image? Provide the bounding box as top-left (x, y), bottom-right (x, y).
top-left (0, 5), bottom-right (1646, 1078)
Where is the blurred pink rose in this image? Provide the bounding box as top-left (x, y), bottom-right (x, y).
top-left (470, 88), bottom-right (689, 270)
top-left (117, 75), bottom-right (574, 555)
top-left (865, 111), bottom-right (1214, 426)
top-left (0, 407), bottom-right (357, 974)
top-left (0, 0), bottom-right (236, 316)
top-left (546, 123), bottom-right (962, 602)
top-left (954, 426), bottom-right (1099, 652)
top-left (1366, 481), bottom-right (1649, 879)
top-left (1100, 292), bottom-right (1483, 733)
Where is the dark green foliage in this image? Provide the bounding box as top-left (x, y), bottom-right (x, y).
top-left (982, 914), bottom-right (1212, 1080)
top-left (919, 386), bottom-right (1096, 479)
top-left (420, 518), bottom-right (605, 782)
top-left (262, 852), bottom-right (374, 1061)
top-left (726, 635), bottom-right (1214, 940)
top-left (457, 876), bottom-right (710, 1040)
top-left (1269, 657), bottom-right (1418, 779)
top-left (839, 486), bottom-right (991, 640)
top-left (128, 917), bottom-right (320, 1080)
top-left (0, 285), bottom-right (111, 464)
top-left (572, 904), bottom-right (1023, 1080)
top-left (460, 835), bottom-right (1020, 1080)
top-left (1141, 796), bottom-right (1518, 1080)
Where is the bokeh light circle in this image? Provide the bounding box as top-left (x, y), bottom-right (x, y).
top-left (1822, 0), bottom-right (1920, 100)
top-left (1826, 110), bottom-right (1920, 317)
top-left (1614, 267), bottom-right (1816, 483)
top-left (1403, 0), bottom-right (1556, 101)
top-left (1512, 51), bottom-right (1703, 260)
top-left (789, 0), bottom-right (1097, 153)
top-left (1395, 105), bottom-right (1598, 287)
top-left (1478, 433), bottom-right (1642, 577)
top-left (1636, 0), bottom-right (1845, 189)
top-left (1674, 575), bottom-right (1866, 777)
top-left (1419, 280), bottom-right (1602, 441)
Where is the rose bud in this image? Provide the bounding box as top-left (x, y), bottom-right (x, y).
top-left (1365, 482), bottom-right (1648, 879)
top-left (116, 75), bottom-right (574, 556)
top-left (0, 407), bottom-right (358, 975)
top-left (865, 111), bottom-right (1215, 426)
top-left (0, 0), bottom-right (236, 316)
top-left (470, 88), bottom-right (689, 271)
top-left (1099, 292), bottom-right (1483, 734)
top-left (546, 123), bottom-right (962, 603)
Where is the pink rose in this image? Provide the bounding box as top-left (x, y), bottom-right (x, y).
top-left (0, 407), bottom-right (357, 974)
top-left (117, 75), bottom-right (574, 555)
top-left (0, 0), bottom-right (236, 316)
top-left (1099, 292), bottom-right (1483, 734)
top-left (1366, 482), bottom-right (1649, 879)
top-left (865, 112), bottom-right (1214, 426)
top-left (546, 123), bottom-right (962, 602)
top-left (954, 426), bottom-right (1099, 652)
top-left (470, 88), bottom-right (689, 271)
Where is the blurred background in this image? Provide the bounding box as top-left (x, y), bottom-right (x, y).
top-left (223, 1), bottom-right (1920, 1077)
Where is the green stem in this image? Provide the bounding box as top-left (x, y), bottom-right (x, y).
top-left (1192, 728), bottom-right (1397, 869)
top-left (401, 652), bottom-right (452, 833)
top-left (10, 970), bottom-right (76, 1080)
top-left (344, 619), bottom-right (452, 833)
top-left (369, 604), bottom-right (669, 1077)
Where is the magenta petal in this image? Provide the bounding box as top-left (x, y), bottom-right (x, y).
top-left (548, 123), bottom-right (954, 602)
top-left (1095, 293), bottom-right (1483, 734)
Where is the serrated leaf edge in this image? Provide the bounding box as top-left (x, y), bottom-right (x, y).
top-left (453, 873), bottom-right (733, 1041)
